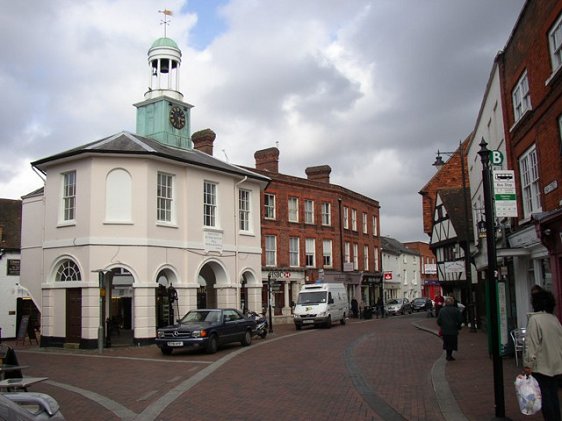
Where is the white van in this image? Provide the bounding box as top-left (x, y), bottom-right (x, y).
top-left (293, 283), bottom-right (349, 329)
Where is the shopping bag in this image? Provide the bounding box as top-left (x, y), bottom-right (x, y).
top-left (514, 374), bottom-right (542, 415)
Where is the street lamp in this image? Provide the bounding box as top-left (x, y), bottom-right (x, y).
top-left (267, 273), bottom-right (274, 333)
top-left (478, 138), bottom-right (506, 419)
top-left (92, 269), bottom-right (112, 354)
top-left (433, 141), bottom-right (476, 332)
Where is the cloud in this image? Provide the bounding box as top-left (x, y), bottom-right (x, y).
top-left (0, 0), bottom-right (525, 241)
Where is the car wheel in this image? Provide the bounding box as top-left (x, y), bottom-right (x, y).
top-left (295, 324), bottom-right (302, 330)
top-left (340, 314), bottom-right (346, 325)
top-left (206, 335), bottom-right (218, 354)
top-left (160, 346), bottom-right (173, 356)
top-left (259, 331), bottom-right (267, 339)
top-left (325, 315), bottom-right (332, 329)
top-left (241, 330), bottom-right (252, 346)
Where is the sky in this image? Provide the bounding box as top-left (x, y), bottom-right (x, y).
top-left (0, 0), bottom-right (526, 242)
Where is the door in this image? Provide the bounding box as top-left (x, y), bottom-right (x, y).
top-left (65, 288), bottom-right (82, 343)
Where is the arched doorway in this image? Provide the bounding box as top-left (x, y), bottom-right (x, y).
top-left (155, 268), bottom-right (179, 328)
top-left (198, 264), bottom-right (217, 308)
top-left (107, 267), bottom-right (134, 346)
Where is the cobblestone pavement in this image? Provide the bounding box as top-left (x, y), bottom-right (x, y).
top-left (3, 313), bottom-right (555, 420)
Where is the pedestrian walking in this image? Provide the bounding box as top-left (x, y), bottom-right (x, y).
top-left (351, 298), bottom-right (359, 318)
top-left (434, 293), bottom-right (445, 317)
top-left (376, 296), bottom-right (385, 319)
top-left (523, 289), bottom-right (562, 421)
top-left (437, 296), bottom-right (462, 361)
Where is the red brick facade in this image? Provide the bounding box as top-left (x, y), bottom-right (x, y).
top-left (418, 135), bottom-right (472, 236)
top-left (499, 0), bottom-right (562, 217)
top-left (243, 147), bottom-right (381, 313)
top-left (498, 0), bottom-right (562, 318)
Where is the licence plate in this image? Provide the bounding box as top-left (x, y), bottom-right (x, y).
top-left (303, 320), bottom-right (314, 324)
top-left (167, 341), bottom-right (183, 347)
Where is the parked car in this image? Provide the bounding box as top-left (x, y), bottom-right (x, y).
top-left (385, 298), bottom-right (412, 316)
top-left (411, 297), bottom-right (432, 312)
top-left (155, 308), bottom-right (256, 355)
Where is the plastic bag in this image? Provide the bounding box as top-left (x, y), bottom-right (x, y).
top-left (514, 374), bottom-right (542, 415)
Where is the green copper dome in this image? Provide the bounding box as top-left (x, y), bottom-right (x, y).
top-left (150, 37), bottom-right (179, 50)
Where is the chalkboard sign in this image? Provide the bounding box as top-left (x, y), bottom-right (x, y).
top-left (16, 316), bottom-right (29, 344)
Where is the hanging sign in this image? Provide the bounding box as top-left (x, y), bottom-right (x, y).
top-left (493, 170), bottom-right (518, 218)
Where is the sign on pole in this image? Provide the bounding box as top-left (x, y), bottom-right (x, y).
top-left (493, 170), bottom-right (518, 218)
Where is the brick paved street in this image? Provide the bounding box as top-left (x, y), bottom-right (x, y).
top-left (4, 313), bottom-right (556, 420)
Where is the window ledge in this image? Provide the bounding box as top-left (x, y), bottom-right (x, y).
top-left (57, 221), bottom-right (76, 228)
top-left (156, 222), bottom-right (178, 228)
top-left (509, 107), bottom-right (533, 133)
top-left (104, 221), bottom-right (134, 225)
top-left (239, 231), bottom-right (255, 237)
top-left (545, 64), bottom-right (562, 87)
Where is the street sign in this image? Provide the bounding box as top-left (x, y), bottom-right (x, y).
top-left (490, 150), bottom-right (504, 166)
top-left (493, 170), bottom-right (518, 218)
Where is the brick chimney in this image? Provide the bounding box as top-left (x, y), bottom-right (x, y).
top-left (305, 165), bottom-right (331, 183)
top-left (191, 129), bottom-right (216, 155)
top-left (254, 147), bottom-right (279, 173)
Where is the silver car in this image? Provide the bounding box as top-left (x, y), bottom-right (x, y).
top-left (385, 298), bottom-right (412, 316)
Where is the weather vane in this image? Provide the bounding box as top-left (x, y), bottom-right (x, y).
top-left (158, 9), bottom-right (173, 38)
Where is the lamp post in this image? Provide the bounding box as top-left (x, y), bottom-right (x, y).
top-left (478, 138), bottom-right (505, 419)
top-left (267, 273), bottom-right (274, 333)
top-left (433, 141), bottom-right (476, 332)
top-left (92, 269), bottom-right (112, 354)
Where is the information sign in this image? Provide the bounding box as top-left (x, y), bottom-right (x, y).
top-left (493, 170), bottom-right (518, 218)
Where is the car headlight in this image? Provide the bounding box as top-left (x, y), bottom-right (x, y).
top-left (157, 331), bottom-right (164, 338)
top-left (318, 311), bottom-right (326, 317)
top-left (192, 330), bottom-right (208, 338)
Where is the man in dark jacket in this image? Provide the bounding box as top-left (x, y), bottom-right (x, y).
top-left (437, 296), bottom-right (463, 361)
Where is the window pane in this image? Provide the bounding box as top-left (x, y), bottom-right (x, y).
top-left (239, 189), bottom-right (250, 231)
top-left (204, 182), bottom-right (217, 227)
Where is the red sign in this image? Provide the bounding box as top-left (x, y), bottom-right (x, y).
top-left (383, 272), bottom-right (393, 280)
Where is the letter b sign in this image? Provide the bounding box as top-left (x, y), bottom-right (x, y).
top-left (490, 150), bottom-right (504, 165)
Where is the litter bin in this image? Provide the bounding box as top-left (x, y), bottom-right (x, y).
top-left (362, 307), bottom-right (373, 319)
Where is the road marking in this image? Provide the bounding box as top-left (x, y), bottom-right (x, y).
top-left (46, 380), bottom-right (137, 420)
top-left (18, 350), bottom-right (213, 365)
top-left (137, 390), bottom-right (158, 402)
top-left (344, 333), bottom-right (407, 421)
top-left (135, 330), bottom-right (309, 420)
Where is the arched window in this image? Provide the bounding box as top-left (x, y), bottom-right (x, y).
top-left (105, 169), bottom-right (132, 223)
top-left (55, 260), bottom-right (81, 282)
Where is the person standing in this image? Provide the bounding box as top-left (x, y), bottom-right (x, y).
top-left (437, 296), bottom-right (462, 361)
top-left (434, 293), bottom-right (445, 317)
top-left (523, 290), bottom-right (562, 421)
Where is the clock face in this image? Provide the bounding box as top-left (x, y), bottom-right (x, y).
top-left (169, 106), bottom-right (186, 130)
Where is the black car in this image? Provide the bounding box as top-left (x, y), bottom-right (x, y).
top-left (155, 308), bottom-right (256, 355)
top-left (411, 297), bottom-right (432, 312)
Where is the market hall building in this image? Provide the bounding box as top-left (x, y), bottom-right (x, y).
top-left (20, 35), bottom-right (269, 348)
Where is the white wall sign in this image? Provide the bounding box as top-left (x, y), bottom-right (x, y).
top-left (204, 230), bottom-right (223, 252)
top-left (444, 260), bottom-right (464, 274)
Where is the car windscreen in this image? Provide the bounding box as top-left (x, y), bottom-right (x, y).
top-left (297, 291), bottom-right (327, 305)
top-left (387, 299), bottom-right (401, 305)
top-left (180, 311), bottom-right (221, 323)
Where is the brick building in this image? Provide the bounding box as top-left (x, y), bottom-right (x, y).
top-left (498, 0), bottom-right (562, 322)
top-left (418, 135), bottom-right (472, 236)
top-left (243, 147), bottom-right (381, 322)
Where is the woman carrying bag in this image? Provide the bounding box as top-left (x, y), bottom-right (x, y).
top-left (523, 289), bottom-right (562, 421)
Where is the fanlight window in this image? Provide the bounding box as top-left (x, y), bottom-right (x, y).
top-left (55, 260), bottom-right (81, 282)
